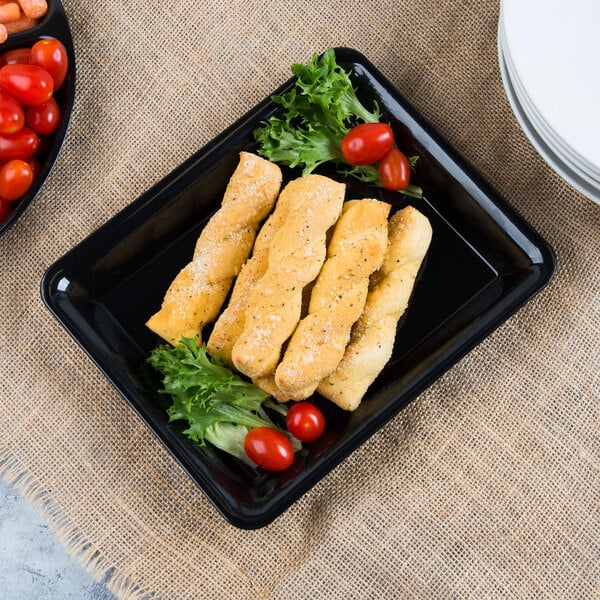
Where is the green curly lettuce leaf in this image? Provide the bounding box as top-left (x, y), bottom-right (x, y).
top-left (147, 337), bottom-right (295, 465)
top-left (253, 48), bottom-right (422, 198)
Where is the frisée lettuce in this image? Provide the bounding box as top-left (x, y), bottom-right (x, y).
top-left (147, 337), bottom-right (296, 465)
top-left (253, 48), bottom-right (422, 198)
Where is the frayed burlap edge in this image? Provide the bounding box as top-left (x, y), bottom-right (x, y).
top-left (0, 448), bottom-right (154, 600)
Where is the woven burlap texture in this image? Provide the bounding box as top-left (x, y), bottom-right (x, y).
top-left (1, 1), bottom-right (598, 598)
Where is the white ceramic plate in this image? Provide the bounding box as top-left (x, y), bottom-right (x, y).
top-left (498, 17), bottom-right (600, 183)
top-left (501, 0), bottom-right (600, 174)
top-left (498, 25), bottom-right (600, 205)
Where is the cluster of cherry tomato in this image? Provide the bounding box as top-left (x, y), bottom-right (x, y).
top-left (0, 36), bottom-right (68, 224)
top-left (341, 122), bottom-right (412, 191)
top-left (243, 401), bottom-right (326, 471)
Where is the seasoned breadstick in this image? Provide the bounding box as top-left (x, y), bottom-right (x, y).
top-left (146, 152), bottom-right (282, 345)
top-left (274, 199), bottom-right (390, 399)
top-left (253, 374), bottom-right (293, 403)
top-left (317, 206), bottom-right (432, 410)
top-left (207, 174), bottom-right (296, 365)
top-left (231, 174), bottom-right (345, 379)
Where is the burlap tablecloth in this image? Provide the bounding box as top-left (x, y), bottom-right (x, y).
top-left (1, 1), bottom-right (598, 598)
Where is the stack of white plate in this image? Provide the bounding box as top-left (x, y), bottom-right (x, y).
top-left (498, 0), bottom-right (600, 204)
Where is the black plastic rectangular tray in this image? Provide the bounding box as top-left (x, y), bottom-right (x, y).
top-left (41, 48), bottom-right (556, 529)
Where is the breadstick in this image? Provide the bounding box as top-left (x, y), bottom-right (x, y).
top-left (253, 374), bottom-right (294, 403)
top-left (146, 152), bottom-right (282, 346)
top-left (207, 173), bottom-right (296, 365)
top-left (231, 174), bottom-right (345, 379)
top-left (317, 206), bottom-right (432, 411)
top-left (274, 199), bottom-right (390, 399)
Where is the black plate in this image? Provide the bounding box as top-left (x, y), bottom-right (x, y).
top-left (40, 48), bottom-right (556, 529)
top-left (0, 0), bottom-right (76, 238)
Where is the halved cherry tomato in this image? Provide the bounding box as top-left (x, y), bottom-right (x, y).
top-left (0, 127), bottom-right (39, 161)
top-left (243, 427), bottom-right (294, 471)
top-left (341, 122), bottom-right (394, 166)
top-left (286, 402), bottom-right (326, 442)
top-left (0, 90), bottom-right (24, 134)
top-left (378, 146), bottom-right (411, 190)
top-left (26, 96), bottom-right (60, 135)
top-left (0, 196), bottom-right (12, 224)
top-left (30, 38), bottom-right (68, 90)
top-left (0, 64), bottom-right (54, 106)
top-left (0, 159), bottom-right (35, 201)
top-left (0, 48), bottom-right (31, 67)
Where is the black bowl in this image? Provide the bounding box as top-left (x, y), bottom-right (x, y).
top-left (0, 0), bottom-right (76, 238)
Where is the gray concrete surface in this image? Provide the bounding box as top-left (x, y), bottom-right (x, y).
top-left (0, 477), bottom-right (115, 600)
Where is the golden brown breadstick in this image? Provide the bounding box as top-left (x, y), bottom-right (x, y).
top-left (317, 206), bottom-right (432, 410)
top-left (207, 174), bottom-right (296, 365)
top-left (146, 152), bottom-right (282, 346)
top-left (274, 199), bottom-right (390, 399)
top-left (253, 374), bottom-right (294, 403)
top-left (231, 174), bottom-right (345, 379)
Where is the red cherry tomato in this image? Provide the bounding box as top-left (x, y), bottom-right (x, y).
top-left (0, 127), bottom-right (40, 161)
top-left (0, 159), bottom-right (35, 201)
top-left (0, 48), bottom-right (31, 66)
top-left (26, 97), bottom-right (60, 135)
top-left (285, 402), bottom-right (326, 442)
top-left (30, 38), bottom-right (68, 90)
top-left (341, 122), bottom-right (394, 166)
top-left (0, 91), bottom-right (24, 134)
top-left (0, 64), bottom-right (54, 106)
top-left (0, 196), bottom-right (12, 223)
top-left (378, 147), bottom-right (411, 190)
top-left (243, 427), bottom-right (294, 471)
